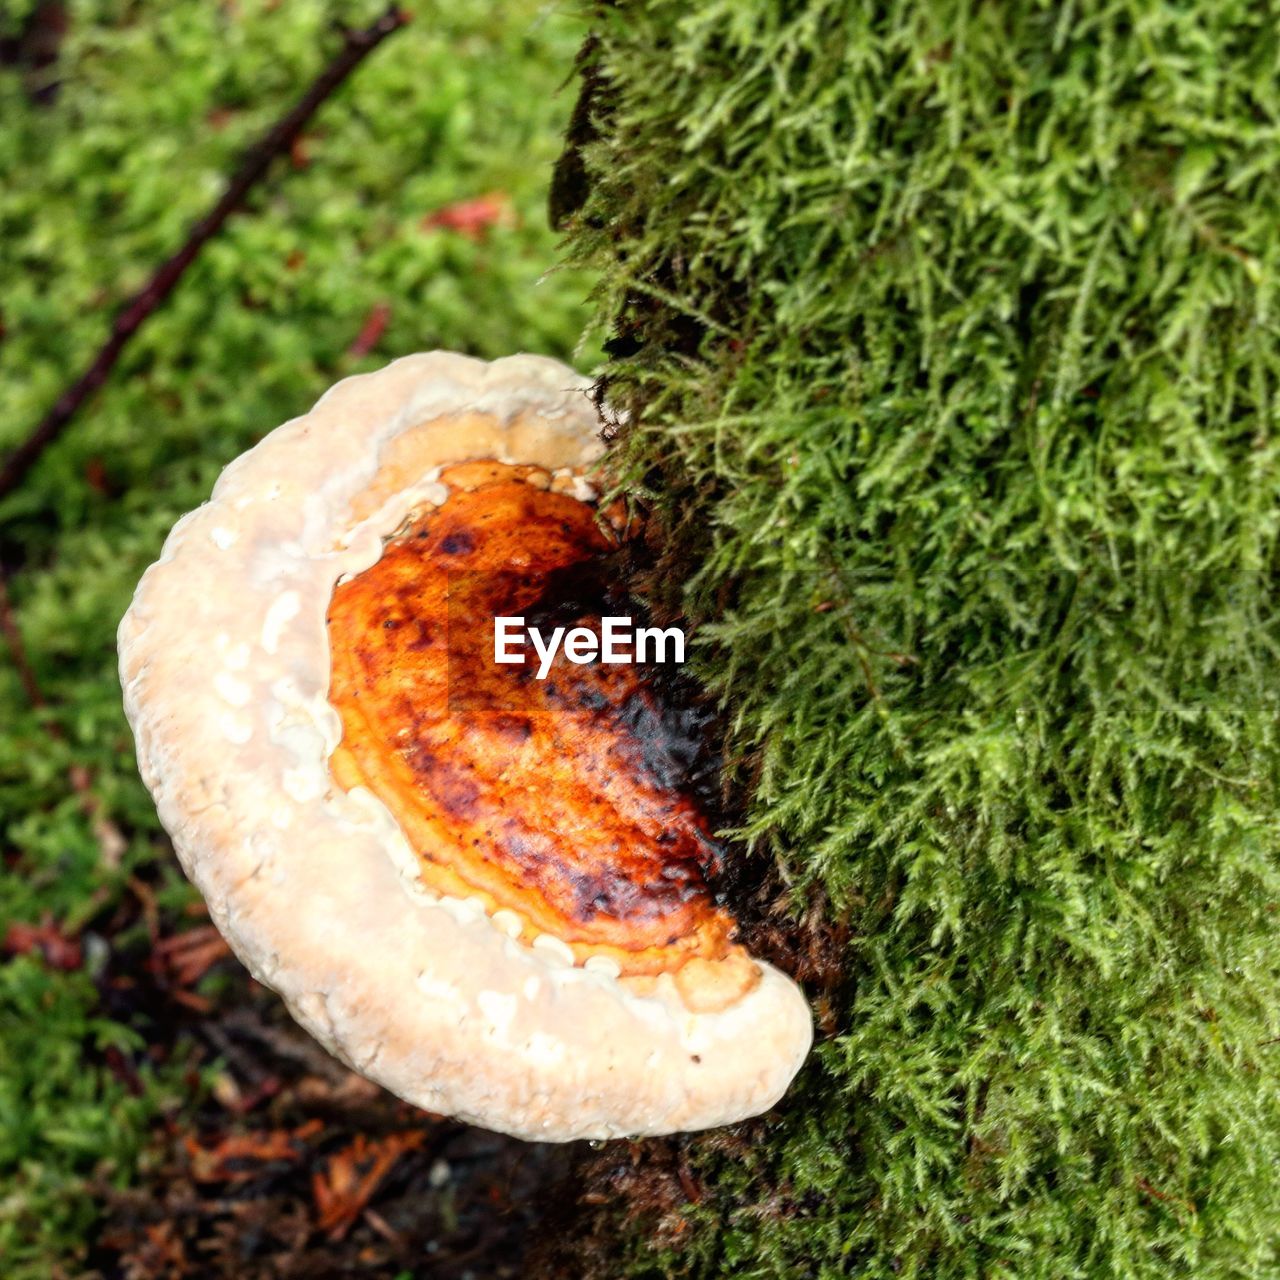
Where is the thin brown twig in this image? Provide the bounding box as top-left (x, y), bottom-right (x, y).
top-left (1135, 1176), bottom-right (1197, 1216)
top-left (0, 567), bottom-right (44, 707)
top-left (0, 5), bottom-right (411, 504)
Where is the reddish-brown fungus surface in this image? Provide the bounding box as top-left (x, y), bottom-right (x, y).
top-left (326, 467), bottom-right (739, 977)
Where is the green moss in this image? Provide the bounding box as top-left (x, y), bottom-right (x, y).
top-left (564, 2), bottom-right (1280, 1276)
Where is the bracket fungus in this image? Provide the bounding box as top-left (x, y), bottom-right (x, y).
top-left (118, 352), bottom-right (813, 1141)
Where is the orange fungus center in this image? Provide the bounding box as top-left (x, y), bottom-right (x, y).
top-left (326, 464), bottom-right (741, 978)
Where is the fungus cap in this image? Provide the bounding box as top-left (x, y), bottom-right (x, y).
top-left (118, 352), bottom-right (813, 1142)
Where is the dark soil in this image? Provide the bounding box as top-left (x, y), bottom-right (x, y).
top-left (74, 871), bottom-right (587, 1280)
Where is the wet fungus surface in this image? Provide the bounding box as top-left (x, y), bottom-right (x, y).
top-left (327, 464), bottom-right (751, 998)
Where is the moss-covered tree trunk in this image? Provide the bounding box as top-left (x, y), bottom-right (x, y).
top-left (550, 3), bottom-right (1280, 1277)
